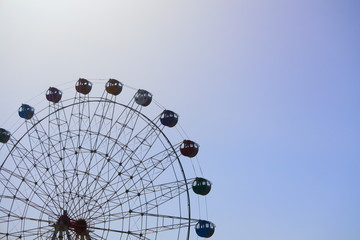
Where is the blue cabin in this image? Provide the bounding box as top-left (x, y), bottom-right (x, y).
top-left (46, 87), bottom-right (62, 103)
top-left (18, 104), bottom-right (35, 120)
top-left (180, 140), bottom-right (199, 158)
top-left (160, 110), bottom-right (178, 127)
top-left (75, 78), bottom-right (92, 95)
top-left (192, 177), bottom-right (212, 196)
top-left (195, 220), bottom-right (215, 238)
top-left (135, 89), bottom-right (152, 106)
top-left (0, 128), bottom-right (11, 144)
top-left (106, 79), bottom-right (123, 96)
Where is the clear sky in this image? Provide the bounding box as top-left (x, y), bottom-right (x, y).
top-left (0, 1), bottom-right (360, 240)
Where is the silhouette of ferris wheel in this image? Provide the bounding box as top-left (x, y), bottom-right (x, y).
top-left (0, 78), bottom-right (215, 240)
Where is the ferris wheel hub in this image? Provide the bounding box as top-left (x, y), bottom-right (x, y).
top-left (72, 219), bottom-right (88, 235)
top-left (53, 212), bottom-right (71, 232)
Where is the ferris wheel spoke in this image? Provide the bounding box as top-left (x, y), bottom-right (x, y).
top-left (75, 148), bottom-right (130, 215)
top-left (97, 125), bottom-right (175, 199)
top-left (87, 179), bottom-right (190, 227)
top-left (0, 221), bottom-right (53, 238)
top-left (2, 138), bottom-right (45, 182)
top-left (104, 104), bottom-right (150, 161)
top-left (118, 143), bottom-right (181, 197)
top-left (8, 142), bottom-right (63, 209)
top-left (61, 99), bottom-right (142, 219)
top-left (94, 103), bottom-right (143, 167)
top-left (0, 207), bottom-right (52, 225)
top-left (61, 105), bottom-right (91, 214)
top-left (89, 211), bottom-right (197, 236)
top-left (99, 98), bottom-right (134, 156)
top-left (89, 98), bottom-right (141, 157)
top-left (129, 212), bottom-right (197, 235)
top-left (107, 142), bottom-right (175, 184)
top-left (55, 125), bottom-right (166, 199)
top-left (88, 225), bottom-right (152, 240)
top-left (110, 111), bottom-right (163, 162)
top-left (46, 100), bottom-right (98, 216)
top-left (20, 115), bottom-right (70, 208)
top-left (0, 166), bottom-right (61, 217)
top-left (0, 194), bottom-right (56, 219)
top-left (133, 178), bottom-right (188, 206)
top-left (47, 103), bottom-right (69, 159)
top-left (22, 119), bottom-right (59, 192)
top-left (74, 97), bottom-right (94, 157)
top-left (83, 97), bottom-right (116, 148)
top-left (83, 146), bottom-right (181, 220)
top-left (134, 211), bottom-right (198, 223)
top-left (60, 161), bottom-right (113, 220)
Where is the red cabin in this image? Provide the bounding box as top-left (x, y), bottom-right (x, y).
top-left (106, 79), bottom-right (123, 96)
top-left (46, 87), bottom-right (62, 103)
top-left (75, 78), bottom-right (92, 95)
top-left (180, 140), bottom-right (199, 158)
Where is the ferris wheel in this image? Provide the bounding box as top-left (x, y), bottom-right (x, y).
top-left (0, 78), bottom-right (215, 240)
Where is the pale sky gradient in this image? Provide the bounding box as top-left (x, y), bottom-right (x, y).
top-left (1, 1), bottom-right (360, 240)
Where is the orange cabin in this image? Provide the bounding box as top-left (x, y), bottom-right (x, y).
top-left (106, 79), bottom-right (123, 96)
top-left (75, 78), bottom-right (92, 95)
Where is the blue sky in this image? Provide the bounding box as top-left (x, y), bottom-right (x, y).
top-left (0, 1), bottom-right (359, 240)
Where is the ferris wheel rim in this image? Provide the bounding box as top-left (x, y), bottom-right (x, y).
top-left (0, 79), bottom-right (215, 240)
top-left (1, 94), bottom-right (193, 239)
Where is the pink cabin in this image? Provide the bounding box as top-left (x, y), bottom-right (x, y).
top-left (46, 87), bottom-right (62, 103)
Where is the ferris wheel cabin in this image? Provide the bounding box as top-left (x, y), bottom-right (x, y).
top-left (106, 79), bottom-right (123, 95)
top-left (0, 128), bottom-right (10, 144)
top-left (160, 110), bottom-right (178, 127)
top-left (75, 78), bottom-right (93, 95)
top-left (18, 104), bottom-right (35, 120)
top-left (46, 87), bottom-right (63, 103)
top-left (195, 220), bottom-right (215, 238)
top-left (180, 140), bottom-right (199, 158)
top-left (192, 177), bottom-right (212, 196)
top-left (135, 89), bottom-right (152, 106)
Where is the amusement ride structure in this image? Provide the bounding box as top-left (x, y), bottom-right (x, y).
top-left (0, 78), bottom-right (215, 239)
